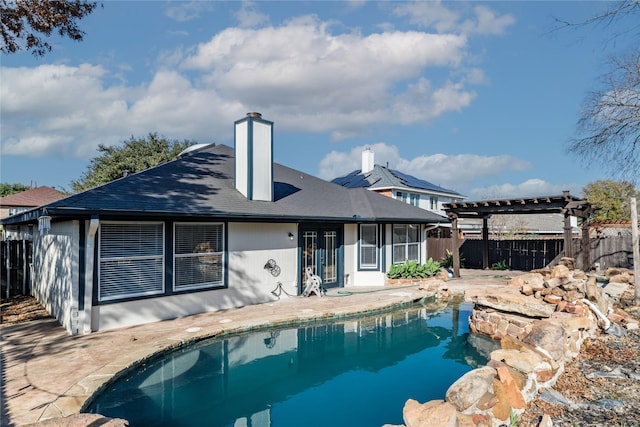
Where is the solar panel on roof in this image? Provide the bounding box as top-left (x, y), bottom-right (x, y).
top-left (331, 170), bottom-right (371, 188)
top-left (390, 169), bottom-right (460, 195)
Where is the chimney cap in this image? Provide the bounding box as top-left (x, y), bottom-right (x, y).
top-left (246, 112), bottom-right (262, 118)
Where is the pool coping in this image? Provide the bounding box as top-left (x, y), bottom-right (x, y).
top-left (1, 271), bottom-right (516, 426)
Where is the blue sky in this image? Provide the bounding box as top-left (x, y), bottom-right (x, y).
top-left (0, 1), bottom-right (632, 199)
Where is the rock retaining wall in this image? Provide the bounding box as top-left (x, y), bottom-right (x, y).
top-left (386, 261), bottom-right (637, 427)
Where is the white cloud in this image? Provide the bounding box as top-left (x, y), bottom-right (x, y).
top-left (468, 6), bottom-right (516, 36)
top-left (317, 143), bottom-right (532, 192)
top-left (1, 64), bottom-right (130, 157)
top-left (1, 13), bottom-right (496, 157)
top-left (165, 1), bottom-right (216, 22)
top-left (181, 17), bottom-right (471, 139)
top-left (468, 179), bottom-right (583, 200)
top-left (393, 1), bottom-right (515, 35)
top-left (234, 1), bottom-right (269, 28)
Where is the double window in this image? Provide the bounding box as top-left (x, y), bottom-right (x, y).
top-left (392, 224), bottom-right (420, 264)
top-left (396, 191), bottom-right (420, 207)
top-left (359, 224), bottom-right (379, 269)
top-left (98, 221), bottom-right (225, 302)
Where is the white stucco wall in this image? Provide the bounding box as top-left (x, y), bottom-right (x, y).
top-left (345, 223), bottom-right (386, 287)
top-left (93, 222), bottom-right (299, 332)
top-left (31, 220), bottom-right (80, 334)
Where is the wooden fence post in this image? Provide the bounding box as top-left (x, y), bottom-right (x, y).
top-left (630, 197), bottom-right (639, 305)
top-left (452, 216), bottom-right (460, 278)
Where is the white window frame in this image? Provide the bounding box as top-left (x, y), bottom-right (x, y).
top-left (430, 196), bottom-right (438, 210)
top-left (410, 193), bottom-right (420, 207)
top-left (98, 221), bottom-right (165, 302)
top-left (173, 222), bottom-right (225, 291)
top-left (392, 224), bottom-right (420, 264)
top-left (395, 191), bottom-right (407, 203)
top-left (359, 224), bottom-right (379, 270)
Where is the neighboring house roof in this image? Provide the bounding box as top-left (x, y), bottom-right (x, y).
top-left (332, 165), bottom-right (464, 198)
top-left (0, 186), bottom-right (66, 208)
top-left (459, 213), bottom-right (580, 235)
top-left (1, 144), bottom-right (447, 225)
top-left (589, 220), bottom-right (640, 237)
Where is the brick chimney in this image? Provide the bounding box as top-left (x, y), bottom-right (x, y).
top-left (234, 112), bottom-right (274, 201)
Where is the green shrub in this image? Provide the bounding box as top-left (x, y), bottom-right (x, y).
top-left (491, 259), bottom-right (509, 270)
top-left (439, 249), bottom-right (464, 268)
top-left (387, 258), bottom-right (441, 279)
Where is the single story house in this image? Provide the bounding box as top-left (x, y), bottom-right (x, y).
top-left (331, 149), bottom-right (464, 237)
top-left (1, 113), bottom-right (447, 335)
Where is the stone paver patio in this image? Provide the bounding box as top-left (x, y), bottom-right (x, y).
top-left (0, 270), bottom-right (515, 427)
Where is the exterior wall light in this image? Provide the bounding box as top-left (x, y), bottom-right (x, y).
top-left (288, 232), bottom-right (294, 241)
top-left (38, 214), bottom-right (51, 236)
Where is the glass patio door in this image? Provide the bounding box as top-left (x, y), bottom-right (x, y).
top-left (301, 226), bottom-right (342, 291)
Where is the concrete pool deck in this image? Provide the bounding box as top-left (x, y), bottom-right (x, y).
top-left (0, 269), bottom-right (518, 426)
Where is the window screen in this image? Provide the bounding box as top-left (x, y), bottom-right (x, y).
top-left (174, 223), bottom-right (224, 290)
top-left (99, 222), bottom-right (164, 301)
top-left (359, 224), bottom-right (378, 269)
top-left (392, 224), bottom-right (420, 264)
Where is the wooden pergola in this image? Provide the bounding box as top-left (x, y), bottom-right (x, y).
top-left (443, 191), bottom-right (592, 277)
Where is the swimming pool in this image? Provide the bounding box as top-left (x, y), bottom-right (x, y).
top-left (86, 301), bottom-right (493, 426)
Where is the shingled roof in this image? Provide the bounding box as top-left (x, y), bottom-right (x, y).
top-left (2, 144), bottom-right (447, 225)
top-left (332, 165), bottom-right (464, 197)
top-left (0, 186), bottom-right (66, 208)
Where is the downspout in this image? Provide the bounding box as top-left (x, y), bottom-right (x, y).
top-left (424, 223), bottom-right (442, 233)
top-left (4, 238), bottom-right (9, 299)
top-left (83, 216), bottom-right (100, 334)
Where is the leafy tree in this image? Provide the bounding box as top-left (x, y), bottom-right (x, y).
top-left (0, 183), bottom-right (31, 197)
top-left (558, 1), bottom-right (640, 180)
top-left (583, 179), bottom-right (640, 222)
top-left (1, 0), bottom-right (97, 57)
top-left (72, 133), bottom-right (195, 193)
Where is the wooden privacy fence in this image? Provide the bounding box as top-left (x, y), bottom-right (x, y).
top-left (460, 239), bottom-right (564, 271)
top-left (426, 238), bottom-right (455, 261)
top-left (440, 235), bottom-right (633, 271)
top-left (1, 239), bottom-right (32, 298)
top-left (572, 236), bottom-right (633, 271)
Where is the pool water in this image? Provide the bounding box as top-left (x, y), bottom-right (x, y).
top-left (86, 301), bottom-right (494, 426)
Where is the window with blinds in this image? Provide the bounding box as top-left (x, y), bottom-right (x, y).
top-left (98, 222), bottom-right (165, 301)
top-left (174, 223), bottom-right (224, 291)
top-left (359, 224), bottom-right (379, 269)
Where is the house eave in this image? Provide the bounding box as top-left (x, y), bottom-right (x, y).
top-left (1, 206), bottom-right (448, 226)
top-left (370, 185), bottom-right (466, 199)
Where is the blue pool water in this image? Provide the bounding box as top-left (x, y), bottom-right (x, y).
top-left (86, 301), bottom-right (493, 426)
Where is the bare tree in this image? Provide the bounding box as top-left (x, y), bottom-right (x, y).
top-left (558, 1), bottom-right (640, 181)
top-left (1, 0), bottom-right (97, 57)
top-left (570, 49), bottom-right (640, 180)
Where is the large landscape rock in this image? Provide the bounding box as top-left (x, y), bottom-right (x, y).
top-left (403, 399), bottom-right (457, 427)
top-left (523, 320), bottom-right (567, 361)
top-left (445, 366), bottom-right (497, 412)
top-left (467, 288), bottom-right (556, 318)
